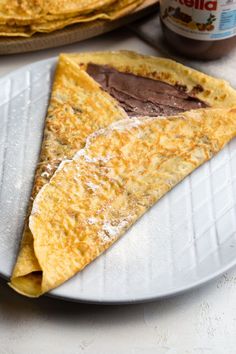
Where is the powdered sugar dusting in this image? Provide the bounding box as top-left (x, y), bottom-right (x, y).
top-left (75, 148), bottom-right (86, 159)
top-left (87, 217), bottom-right (98, 225)
top-left (73, 116), bottom-right (161, 166)
top-left (73, 174), bottom-right (81, 183)
top-left (46, 163), bottom-right (53, 171)
top-left (110, 117), bottom-right (143, 131)
top-left (98, 219), bottom-right (130, 244)
top-left (74, 147), bottom-right (113, 164)
top-left (86, 181), bottom-right (99, 192)
top-left (56, 159), bottom-right (72, 173)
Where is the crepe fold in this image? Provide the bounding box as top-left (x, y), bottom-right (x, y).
top-left (11, 108), bottom-right (236, 296)
top-left (10, 51), bottom-right (236, 297)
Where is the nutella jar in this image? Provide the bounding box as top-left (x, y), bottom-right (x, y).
top-left (160, 0), bottom-right (236, 59)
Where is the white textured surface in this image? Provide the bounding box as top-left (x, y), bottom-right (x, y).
top-left (1, 273), bottom-right (236, 354)
top-left (0, 27), bottom-right (236, 353)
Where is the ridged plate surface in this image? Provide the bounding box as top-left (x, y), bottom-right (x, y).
top-left (0, 58), bottom-right (236, 303)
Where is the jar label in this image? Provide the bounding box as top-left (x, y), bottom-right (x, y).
top-left (160, 0), bottom-right (236, 40)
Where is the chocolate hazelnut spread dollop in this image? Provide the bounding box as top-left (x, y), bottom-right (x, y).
top-left (87, 63), bottom-right (208, 117)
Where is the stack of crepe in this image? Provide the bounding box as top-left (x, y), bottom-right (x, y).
top-left (9, 51), bottom-right (236, 297)
top-left (0, 0), bottom-right (144, 37)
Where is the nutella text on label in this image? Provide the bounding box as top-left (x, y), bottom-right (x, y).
top-left (161, 0), bottom-right (236, 41)
top-left (175, 0), bottom-right (217, 11)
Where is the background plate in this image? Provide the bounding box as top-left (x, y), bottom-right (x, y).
top-left (0, 58), bottom-right (236, 304)
top-left (0, 0), bottom-right (158, 55)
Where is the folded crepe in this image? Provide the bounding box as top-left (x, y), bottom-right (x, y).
top-left (0, 0), bottom-right (144, 36)
top-left (11, 108), bottom-right (236, 296)
top-left (30, 0), bottom-right (144, 33)
top-left (0, 0), bottom-right (116, 24)
top-left (10, 51), bottom-right (236, 297)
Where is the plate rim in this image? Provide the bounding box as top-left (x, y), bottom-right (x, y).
top-left (1, 251), bottom-right (236, 304)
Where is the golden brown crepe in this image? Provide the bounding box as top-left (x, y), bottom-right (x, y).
top-left (11, 107), bottom-right (236, 296)
top-left (0, 0), bottom-right (43, 24)
top-left (30, 0), bottom-right (143, 33)
top-left (0, 0), bottom-right (116, 24)
top-left (0, 0), bottom-right (144, 36)
top-left (10, 54), bottom-right (128, 295)
top-left (10, 51), bottom-right (236, 297)
top-left (0, 24), bottom-right (33, 36)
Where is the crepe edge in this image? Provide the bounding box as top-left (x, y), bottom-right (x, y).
top-left (63, 50), bottom-right (236, 110)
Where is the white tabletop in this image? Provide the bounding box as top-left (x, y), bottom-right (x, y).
top-left (1, 28), bottom-right (236, 354)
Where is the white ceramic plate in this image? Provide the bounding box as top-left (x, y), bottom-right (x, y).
top-left (0, 58), bottom-right (236, 304)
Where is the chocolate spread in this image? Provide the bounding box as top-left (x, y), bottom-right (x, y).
top-left (161, 20), bottom-right (236, 60)
top-left (87, 63), bottom-right (208, 117)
